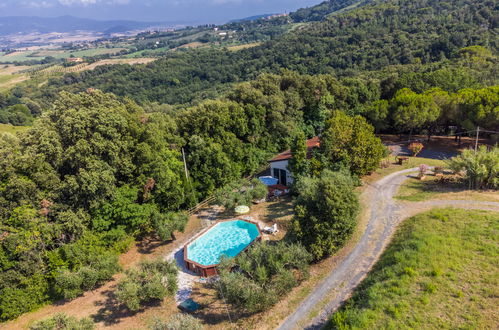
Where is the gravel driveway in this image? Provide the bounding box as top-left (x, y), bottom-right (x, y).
top-left (277, 168), bottom-right (499, 330)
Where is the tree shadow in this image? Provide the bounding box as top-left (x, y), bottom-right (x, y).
top-left (90, 285), bottom-right (162, 326)
top-left (263, 197), bottom-right (294, 226)
top-left (136, 237), bottom-right (171, 255)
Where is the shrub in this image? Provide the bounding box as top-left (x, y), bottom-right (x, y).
top-left (290, 170), bottom-right (359, 260)
top-left (408, 142), bottom-right (424, 156)
top-left (54, 252), bottom-right (120, 300)
top-left (152, 212), bottom-right (188, 241)
top-left (115, 259), bottom-right (178, 311)
top-left (447, 146), bottom-right (498, 189)
top-left (418, 164), bottom-right (429, 178)
top-left (216, 242), bottom-right (311, 314)
top-left (434, 166), bottom-right (444, 174)
top-left (215, 178), bottom-right (268, 210)
top-left (55, 271), bottom-right (83, 300)
top-left (150, 313), bottom-right (203, 330)
top-left (29, 313), bottom-right (94, 330)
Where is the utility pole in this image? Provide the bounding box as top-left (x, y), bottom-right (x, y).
top-left (474, 126), bottom-right (480, 153)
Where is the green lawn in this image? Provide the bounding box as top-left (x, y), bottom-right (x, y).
top-left (396, 174), bottom-right (460, 202)
top-left (0, 123), bottom-right (30, 135)
top-left (328, 208), bottom-right (499, 329)
top-left (363, 156), bottom-right (446, 185)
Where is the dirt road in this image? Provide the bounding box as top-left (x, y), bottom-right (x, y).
top-left (277, 168), bottom-right (499, 330)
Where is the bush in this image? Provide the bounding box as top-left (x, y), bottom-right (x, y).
top-left (29, 313), bottom-right (94, 330)
top-left (408, 142), bottom-right (424, 156)
top-left (150, 314), bottom-right (203, 330)
top-left (216, 242), bottom-right (311, 314)
top-left (447, 146), bottom-right (498, 189)
top-left (434, 166), bottom-right (444, 174)
top-left (290, 170), bottom-right (359, 260)
top-left (418, 164), bottom-right (429, 178)
top-left (115, 259), bottom-right (178, 311)
top-left (152, 212), bottom-right (188, 241)
top-left (0, 274), bottom-right (49, 321)
top-left (55, 271), bottom-right (83, 300)
top-left (54, 252), bottom-right (120, 300)
top-left (215, 178), bottom-right (268, 210)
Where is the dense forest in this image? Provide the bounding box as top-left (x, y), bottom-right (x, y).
top-left (3, 0), bottom-right (496, 110)
top-left (0, 0), bottom-right (498, 322)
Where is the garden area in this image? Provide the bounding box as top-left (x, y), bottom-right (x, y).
top-left (395, 146), bottom-right (499, 202)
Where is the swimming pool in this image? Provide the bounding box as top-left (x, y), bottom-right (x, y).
top-left (184, 220), bottom-right (261, 276)
top-left (259, 176), bottom-right (278, 186)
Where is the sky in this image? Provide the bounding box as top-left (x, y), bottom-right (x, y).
top-left (0, 0), bottom-right (322, 24)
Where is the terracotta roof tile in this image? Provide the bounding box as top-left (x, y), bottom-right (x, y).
top-left (269, 136), bottom-right (320, 162)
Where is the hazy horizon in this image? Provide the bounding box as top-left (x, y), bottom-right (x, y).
top-left (0, 0), bottom-right (322, 24)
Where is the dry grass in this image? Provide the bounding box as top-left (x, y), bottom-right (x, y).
top-left (178, 42), bottom-right (207, 49)
top-left (396, 174), bottom-right (499, 202)
top-left (78, 58), bottom-right (156, 72)
top-left (0, 65), bottom-right (29, 91)
top-left (227, 43), bottom-right (261, 51)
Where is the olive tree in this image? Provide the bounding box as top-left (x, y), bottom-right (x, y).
top-left (116, 259), bottom-right (178, 311)
top-left (215, 242), bottom-right (311, 314)
top-left (447, 146), bottom-right (498, 190)
top-left (290, 170), bottom-right (359, 260)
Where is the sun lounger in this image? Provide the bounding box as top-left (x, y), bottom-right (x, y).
top-left (263, 223), bottom-right (278, 235)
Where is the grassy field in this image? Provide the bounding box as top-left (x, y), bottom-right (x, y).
top-left (0, 123), bottom-right (30, 135)
top-left (328, 208), bottom-right (499, 329)
top-left (396, 175), bottom-right (499, 202)
top-left (227, 42), bottom-right (262, 51)
top-left (124, 47), bottom-right (170, 58)
top-left (362, 156), bottom-right (446, 185)
top-left (0, 48), bottom-right (126, 63)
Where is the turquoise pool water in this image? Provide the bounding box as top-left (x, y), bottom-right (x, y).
top-left (187, 220), bottom-right (260, 266)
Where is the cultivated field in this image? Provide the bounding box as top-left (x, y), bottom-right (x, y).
top-left (0, 47), bottom-right (127, 63)
top-left (0, 65), bottom-right (30, 91)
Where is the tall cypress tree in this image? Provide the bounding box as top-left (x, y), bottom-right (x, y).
top-left (288, 130), bottom-right (308, 178)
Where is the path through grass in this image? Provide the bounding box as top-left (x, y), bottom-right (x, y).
top-left (328, 208), bottom-right (499, 329)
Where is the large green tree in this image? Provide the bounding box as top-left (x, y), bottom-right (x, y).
top-left (288, 130), bottom-right (309, 178)
top-left (390, 88), bottom-right (441, 137)
top-left (290, 170), bottom-right (359, 261)
top-left (0, 91), bottom-right (189, 320)
top-left (320, 111), bottom-right (385, 176)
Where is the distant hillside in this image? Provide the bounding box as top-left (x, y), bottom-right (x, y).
top-left (229, 14), bottom-right (278, 23)
top-left (290, 0), bottom-right (370, 22)
top-left (0, 15), bottom-right (167, 36)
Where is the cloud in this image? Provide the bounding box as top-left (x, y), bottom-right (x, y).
top-left (22, 1), bottom-right (54, 8)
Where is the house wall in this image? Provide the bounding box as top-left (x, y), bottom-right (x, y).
top-left (269, 160), bottom-right (293, 185)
